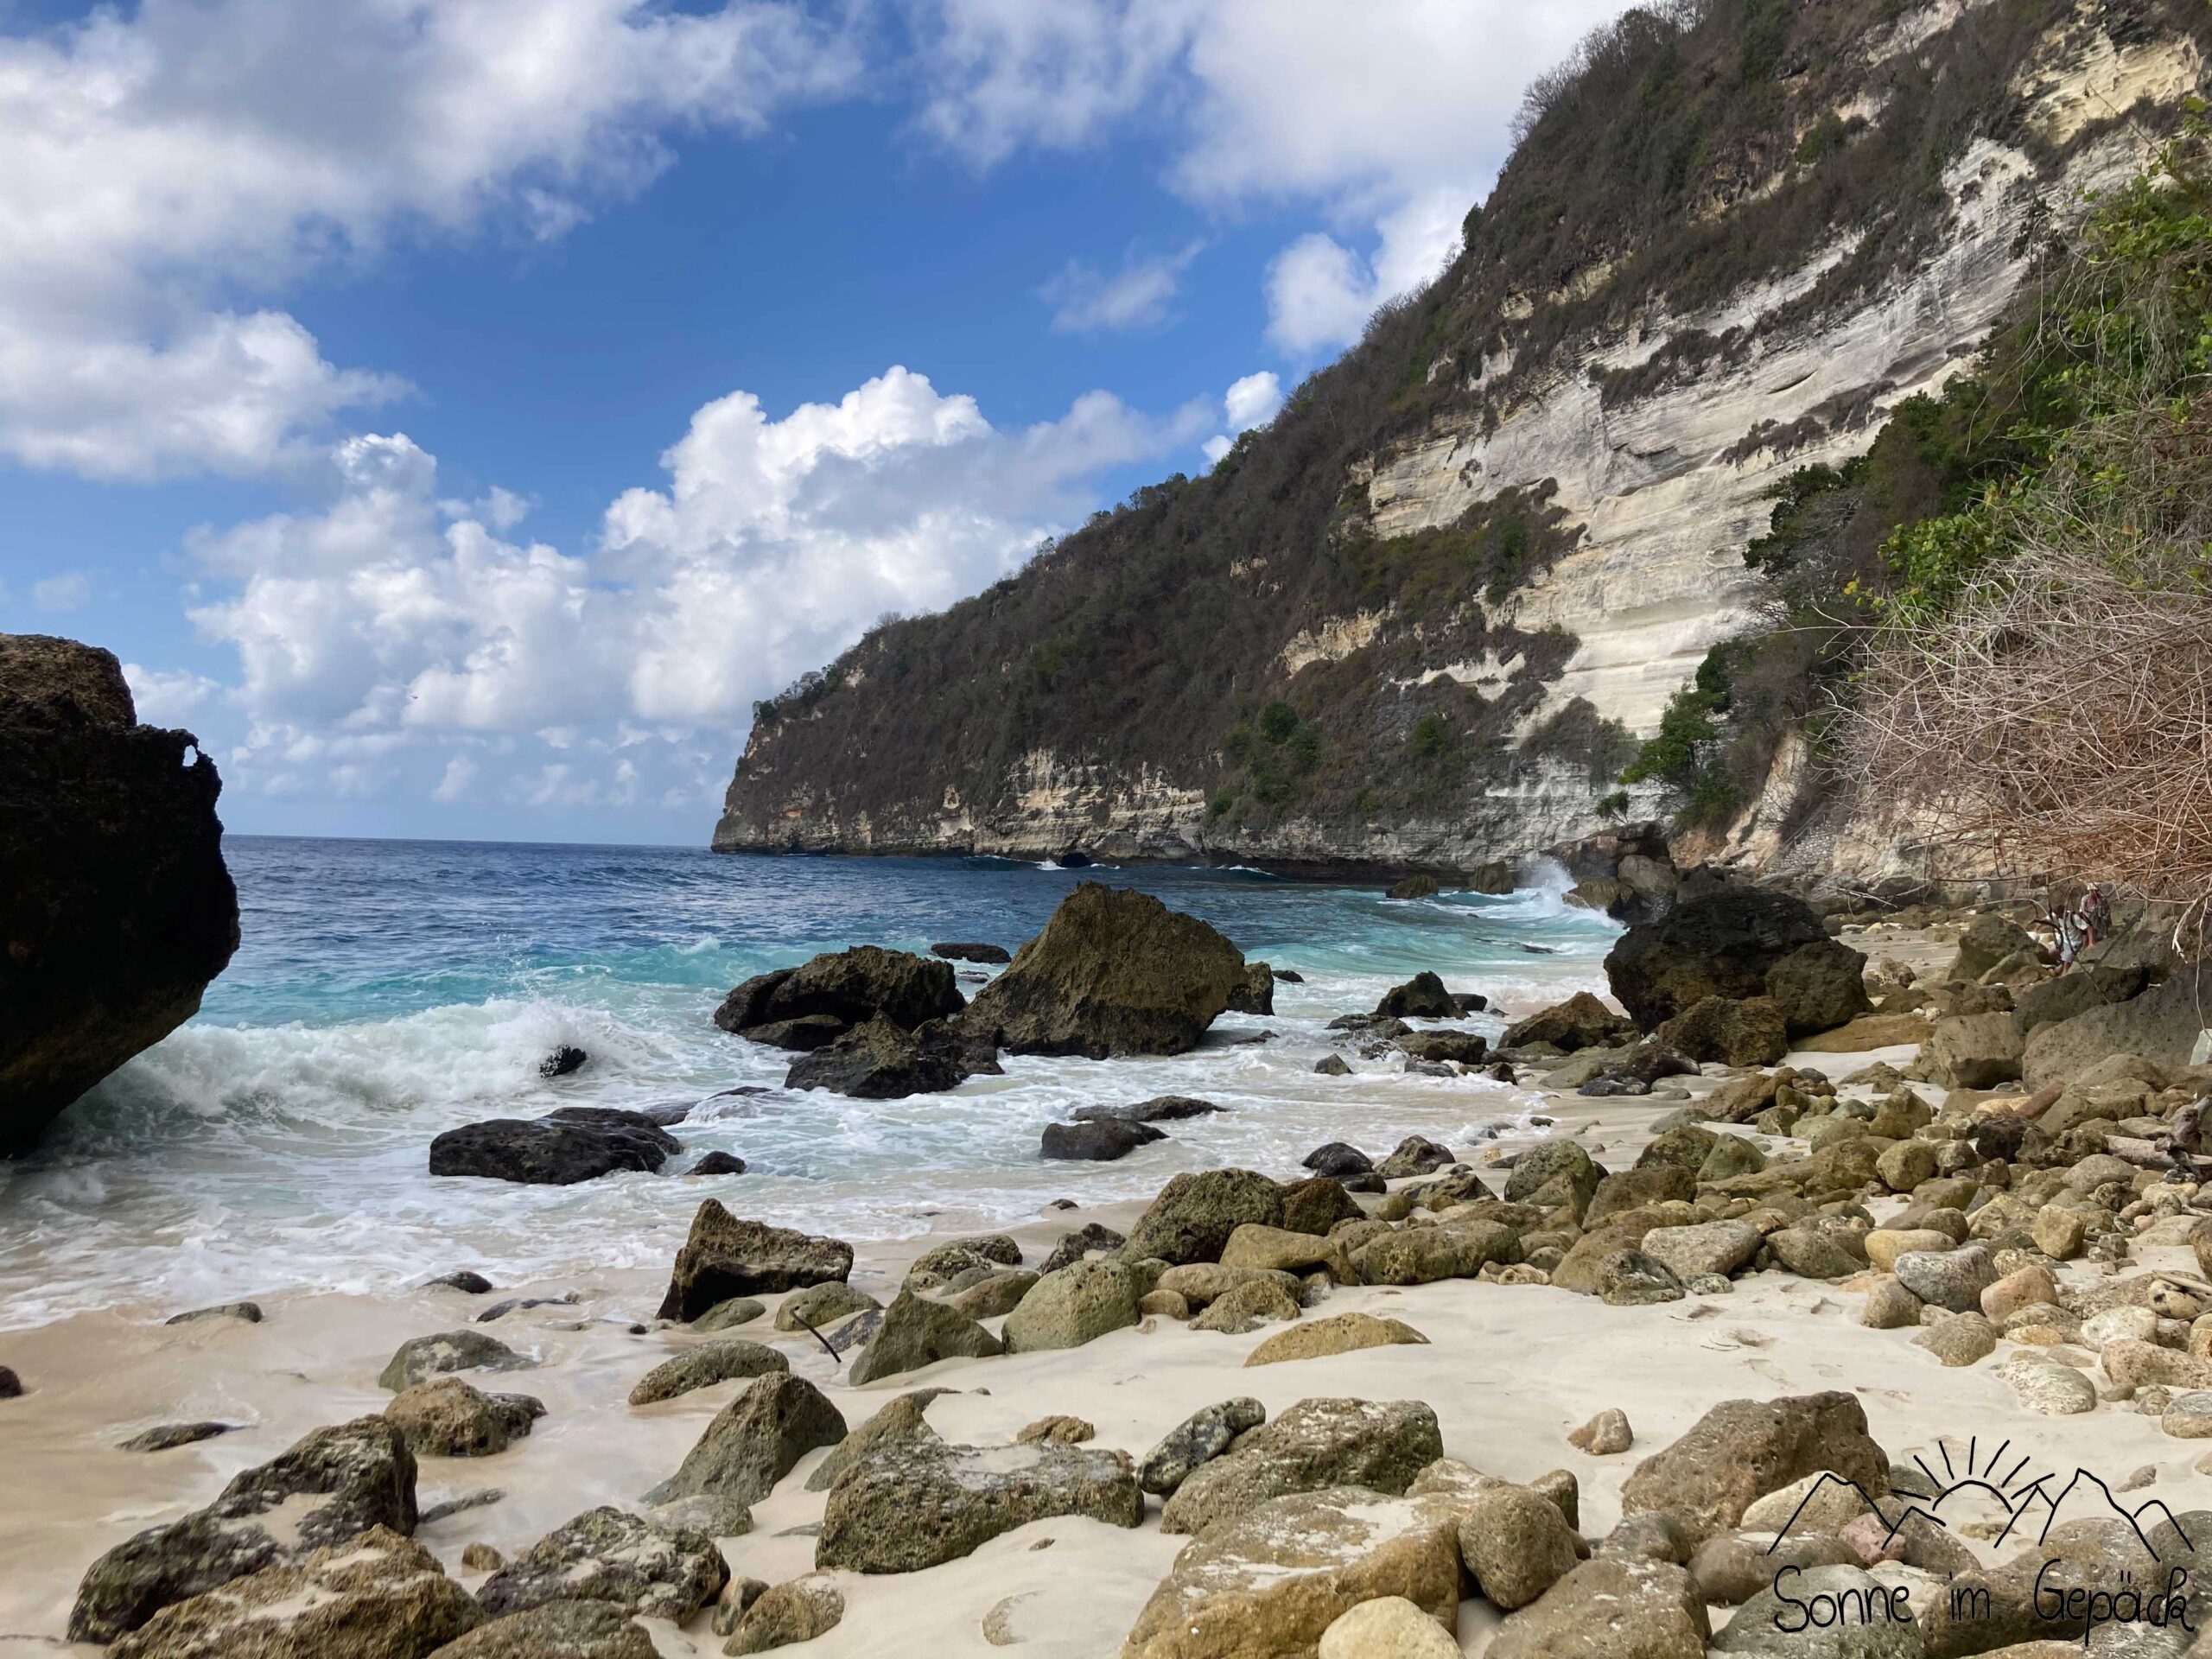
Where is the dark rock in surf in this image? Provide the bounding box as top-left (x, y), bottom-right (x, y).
top-left (1, 634), bottom-right (240, 1156)
top-left (715, 946), bottom-right (963, 1050)
top-left (537, 1045), bottom-right (588, 1077)
top-left (656, 1201), bottom-right (852, 1323)
top-left (931, 942), bottom-right (1011, 964)
top-left (428, 1109), bottom-right (679, 1185)
top-left (120, 1422), bottom-right (234, 1453)
top-left (1040, 1118), bottom-right (1165, 1161)
top-left (1070, 1096), bottom-right (1220, 1125)
top-left (784, 1014), bottom-right (978, 1099)
top-left (1226, 962), bottom-right (1275, 1015)
top-left (1301, 1142), bottom-right (1372, 1179)
top-left (426, 1271), bottom-right (493, 1295)
top-left (1274, 969), bottom-right (1305, 983)
top-left (687, 1151), bottom-right (748, 1176)
top-left (1386, 874), bottom-right (1440, 899)
top-left (1373, 972), bottom-right (1459, 1019)
top-left (958, 884), bottom-right (1249, 1058)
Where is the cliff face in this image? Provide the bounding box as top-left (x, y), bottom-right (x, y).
top-left (0, 635), bottom-right (240, 1154)
top-left (716, 0), bottom-right (2210, 874)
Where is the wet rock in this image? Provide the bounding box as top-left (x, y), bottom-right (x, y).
top-left (715, 946), bottom-right (963, 1046)
top-left (426, 1272), bottom-right (493, 1295)
top-left (0, 634), bottom-right (240, 1156)
top-left (1071, 1095), bottom-right (1221, 1125)
top-left (1160, 1397), bottom-right (1443, 1535)
top-left (538, 1045), bottom-right (588, 1078)
top-left (649, 1375), bottom-right (846, 1507)
top-left (959, 884), bottom-right (1249, 1058)
top-left (687, 1151), bottom-right (747, 1176)
top-left (1376, 1135), bottom-right (1457, 1179)
top-left (721, 1576), bottom-right (844, 1655)
top-left (695, 1298), bottom-right (767, 1332)
top-left (1038, 1223), bottom-right (1126, 1274)
top-left (430, 1599), bottom-right (654, 1659)
top-left (1120, 1167), bottom-right (1285, 1265)
top-left (815, 1439), bottom-right (1141, 1573)
top-left (846, 1287), bottom-right (1002, 1385)
top-left (1002, 1259), bottom-right (1141, 1353)
top-left (1398, 1029), bottom-right (1490, 1065)
top-left (1122, 1485), bottom-right (1461, 1659)
top-left (71, 1416), bottom-right (420, 1643)
top-left (1501, 992), bottom-right (1637, 1052)
top-left (1375, 971), bottom-right (1459, 1019)
top-left (931, 942), bottom-right (1010, 964)
top-left (1313, 1054), bottom-right (1351, 1076)
top-left (378, 1331), bottom-right (533, 1393)
top-left (1569, 1409), bottom-right (1632, 1455)
top-left (1039, 1117), bottom-right (1164, 1160)
top-left (120, 1421), bottom-right (234, 1453)
top-left (385, 1378), bottom-right (543, 1458)
top-left (1244, 1312), bottom-right (1427, 1366)
top-left (655, 1201), bottom-right (852, 1322)
top-left (1302, 1141), bottom-right (1373, 1179)
top-left (785, 1013), bottom-right (977, 1099)
top-left (1227, 961), bottom-right (1275, 1015)
top-left (628, 1340), bottom-right (790, 1407)
top-left (165, 1301), bottom-right (263, 1325)
top-left (429, 1110), bottom-right (680, 1185)
top-left (1489, 1556), bottom-right (1708, 1658)
top-left (110, 1528), bottom-right (480, 1659)
top-left (476, 1507), bottom-right (726, 1622)
top-left (1617, 1392), bottom-right (1889, 1546)
top-left (1139, 1398), bottom-right (1268, 1497)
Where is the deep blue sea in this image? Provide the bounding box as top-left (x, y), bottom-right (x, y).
top-left (0, 837), bottom-right (1619, 1327)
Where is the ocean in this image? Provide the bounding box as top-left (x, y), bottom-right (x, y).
top-left (0, 837), bottom-right (1620, 1330)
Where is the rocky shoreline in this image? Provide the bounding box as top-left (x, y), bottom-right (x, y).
top-left (9, 880), bottom-right (2212, 1656)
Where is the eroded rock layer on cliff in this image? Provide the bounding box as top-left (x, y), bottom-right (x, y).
top-left (0, 635), bottom-right (239, 1154)
top-left (716, 0), bottom-right (2211, 873)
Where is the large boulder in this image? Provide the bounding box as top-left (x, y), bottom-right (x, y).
top-left (815, 1438), bottom-right (1141, 1573)
top-left (647, 1374), bottom-right (846, 1507)
top-left (1657, 995), bottom-right (1789, 1065)
top-left (428, 1109), bottom-right (680, 1185)
top-left (1486, 1556), bottom-right (1709, 1659)
top-left (1617, 1393), bottom-right (1888, 1545)
top-left (2022, 965), bottom-right (2212, 1089)
top-left (71, 1417), bottom-right (418, 1643)
top-left (1375, 972), bottom-right (1459, 1018)
top-left (845, 1287), bottom-right (1001, 1385)
top-left (959, 883), bottom-right (1249, 1058)
top-left (1040, 1117), bottom-right (1165, 1160)
top-left (1949, 913), bottom-right (2040, 981)
top-left (1605, 888), bottom-right (1853, 1031)
top-left (1920, 1013), bottom-right (2024, 1089)
top-left (378, 1331), bottom-right (533, 1393)
top-left (1120, 1168), bottom-right (1285, 1265)
top-left (783, 1014), bottom-right (980, 1099)
top-left (654, 1202), bottom-right (852, 1322)
top-left (474, 1508), bottom-right (726, 1622)
top-left (1764, 943), bottom-right (1873, 1037)
top-left (383, 1377), bottom-right (543, 1457)
top-left (1500, 992), bottom-right (1637, 1052)
top-left (1122, 1486), bottom-right (1463, 1659)
top-left (1002, 1259), bottom-right (1141, 1353)
top-left (0, 634), bottom-right (240, 1155)
top-left (109, 1528), bottom-right (480, 1659)
top-left (1160, 1397), bottom-right (1443, 1535)
top-left (2012, 962), bottom-right (2155, 1036)
top-left (715, 945), bottom-right (963, 1046)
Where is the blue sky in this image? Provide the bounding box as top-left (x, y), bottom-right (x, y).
top-left (0, 0), bottom-right (1626, 843)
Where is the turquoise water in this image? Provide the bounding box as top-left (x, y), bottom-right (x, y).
top-left (0, 838), bottom-right (1620, 1328)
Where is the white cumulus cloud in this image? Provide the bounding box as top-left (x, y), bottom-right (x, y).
top-left (183, 367), bottom-right (1211, 811)
top-left (1039, 241), bottom-right (1201, 333)
top-left (0, 0), bottom-right (860, 480)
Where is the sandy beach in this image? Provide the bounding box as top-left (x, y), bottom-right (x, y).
top-left (14, 911), bottom-right (2212, 1656)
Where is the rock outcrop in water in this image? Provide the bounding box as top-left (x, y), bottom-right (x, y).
top-left (0, 633), bottom-right (238, 1155)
